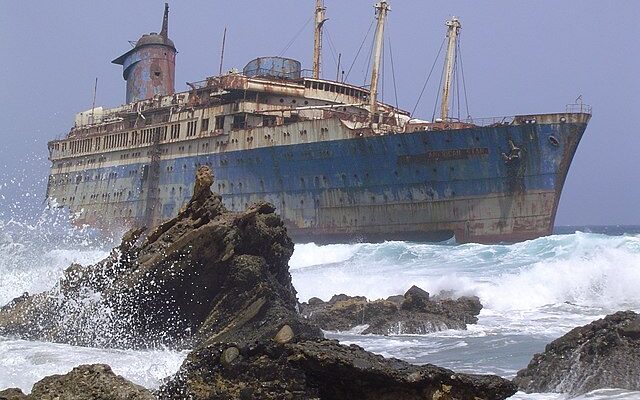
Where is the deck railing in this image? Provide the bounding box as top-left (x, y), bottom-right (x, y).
top-left (565, 103), bottom-right (592, 114)
top-left (463, 116), bottom-right (515, 127)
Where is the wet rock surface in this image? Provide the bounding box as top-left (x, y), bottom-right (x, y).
top-left (0, 166), bottom-right (318, 348)
top-left (0, 167), bottom-right (517, 399)
top-left (299, 286), bottom-right (482, 334)
top-left (160, 339), bottom-right (516, 400)
top-left (0, 388), bottom-right (28, 400)
top-left (0, 364), bottom-right (154, 400)
top-left (514, 310), bottom-right (640, 396)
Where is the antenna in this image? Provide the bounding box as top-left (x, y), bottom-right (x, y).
top-left (336, 53), bottom-right (342, 82)
top-left (219, 27), bottom-right (227, 76)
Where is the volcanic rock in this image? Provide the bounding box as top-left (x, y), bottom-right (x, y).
top-left (299, 287), bottom-right (482, 335)
top-left (0, 165), bottom-right (320, 348)
top-left (0, 166), bottom-right (516, 399)
top-left (0, 388), bottom-right (27, 400)
top-left (0, 364), bottom-right (153, 400)
top-left (514, 311), bottom-right (640, 395)
top-left (402, 285), bottom-right (430, 310)
top-left (159, 340), bottom-right (516, 400)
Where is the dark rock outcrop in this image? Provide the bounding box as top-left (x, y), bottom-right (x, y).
top-left (0, 364), bottom-right (153, 400)
top-left (299, 286), bottom-right (482, 335)
top-left (0, 166), bottom-right (319, 348)
top-left (0, 167), bottom-right (517, 399)
top-left (160, 339), bottom-right (516, 400)
top-left (514, 311), bottom-right (640, 396)
top-left (0, 388), bottom-right (28, 400)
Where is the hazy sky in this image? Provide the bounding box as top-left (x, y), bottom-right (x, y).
top-left (0, 1), bottom-right (638, 225)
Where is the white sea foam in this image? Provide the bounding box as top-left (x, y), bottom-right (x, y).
top-left (0, 212), bottom-right (185, 392)
top-left (290, 232), bottom-right (640, 339)
top-left (289, 242), bottom-right (364, 269)
top-left (0, 213), bottom-right (110, 305)
top-left (291, 233), bottom-right (640, 310)
top-left (0, 337), bottom-right (187, 394)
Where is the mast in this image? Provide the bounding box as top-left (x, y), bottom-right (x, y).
top-left (312, 0), bottom-right (326, 79)
top-left (90, 77), bottom-right (98, 125)
top-left (219, 27), bottom-right (227, 75)
top-left (160, 3), bottom-right (169, 39)
top-left (369, 1), bottom-right (391, 119)
top-left (440, 16), bottom-right (461, 121)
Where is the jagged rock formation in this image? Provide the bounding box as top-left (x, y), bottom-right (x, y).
top-left (300, 285), bottom-right (482, 334)
top-left (0, 166), bottom-right (318, 348)
top-left (0, 364), bottom-right (154, 400)
top-left (514, 311), bottom-right (640, 396)
top-left (0, 166), bottom-right (517, 399)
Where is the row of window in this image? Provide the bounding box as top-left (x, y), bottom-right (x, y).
top-left (305, 80), bottom-right (368, 100)
top-left (54, 118), bottom-right (206, 157)
top-left (66, 127), bottom-right (168, 156)
top-left (56, 111), bottom-right (322, 158)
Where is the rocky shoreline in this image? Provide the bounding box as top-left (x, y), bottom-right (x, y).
top-left (0, 167), bottom-right (517, 399)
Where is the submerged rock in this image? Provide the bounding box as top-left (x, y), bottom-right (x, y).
top-left (299, 286), bottom-right (482, 335)
top-left (0, 364), bottom-right (153, 400)
top-left (0, 167), bottom-right (516, 399)
top-left (514, 311), bottom-right (640, 396)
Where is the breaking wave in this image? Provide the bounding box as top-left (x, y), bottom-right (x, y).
top-left (290, 231), bottom-right (640, 335)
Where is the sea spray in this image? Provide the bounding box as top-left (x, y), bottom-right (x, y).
top-left (0, 210), bottom-right (111, 306)
top-left (291, 233), bottom-right (640, 316)
top-left (0, 338), bottom-right (187, 394)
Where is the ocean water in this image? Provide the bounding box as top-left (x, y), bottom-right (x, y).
top-left (1, 211), bottom-right (639, 399)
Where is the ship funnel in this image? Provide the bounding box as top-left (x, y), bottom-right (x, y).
top-left (112, 3), bottom-right (177, 104)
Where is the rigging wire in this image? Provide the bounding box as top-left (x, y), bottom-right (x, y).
top-left (363, 37), bottom-right (374, 87)
top-left (345, 19), bottom-right (375, 82)
top-left (432, 46), bottom-right (447, 121)
top-left (325, 28), bottom-right (340, 67)
top-left (455, 50), bottom-right (461, 120)
top-left (381, 37), bottom-right (385, 103)
top-left (457, 38), bottom-right (471, 120)
top-left (411, 37), bottom-right (446, 117)
top-left (278, 16), bottom-right (313, 56)
top-left (388, 36), bottom-right (400, 111)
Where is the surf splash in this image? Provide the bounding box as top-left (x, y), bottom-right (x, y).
top-left (290, 232), bottom-right (640, 335)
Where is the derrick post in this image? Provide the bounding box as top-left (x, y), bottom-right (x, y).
top-left (440, 17), bottom-right (461, 121)
top-left (312, 0), bottom-right (327, 79)
top-left (369, 1), bottom-right (391, 121)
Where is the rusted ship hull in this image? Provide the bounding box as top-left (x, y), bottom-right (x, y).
top-left (46, 112), bottom-right (588, 244)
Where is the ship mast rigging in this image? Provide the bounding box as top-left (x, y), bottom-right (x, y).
top-left (369, 1), bottom-right (391, 121)
top-left (440, 16), bottom-right (461, 121)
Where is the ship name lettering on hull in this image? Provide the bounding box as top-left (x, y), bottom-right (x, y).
top-left (398, 147), bottom-right (489, 164)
